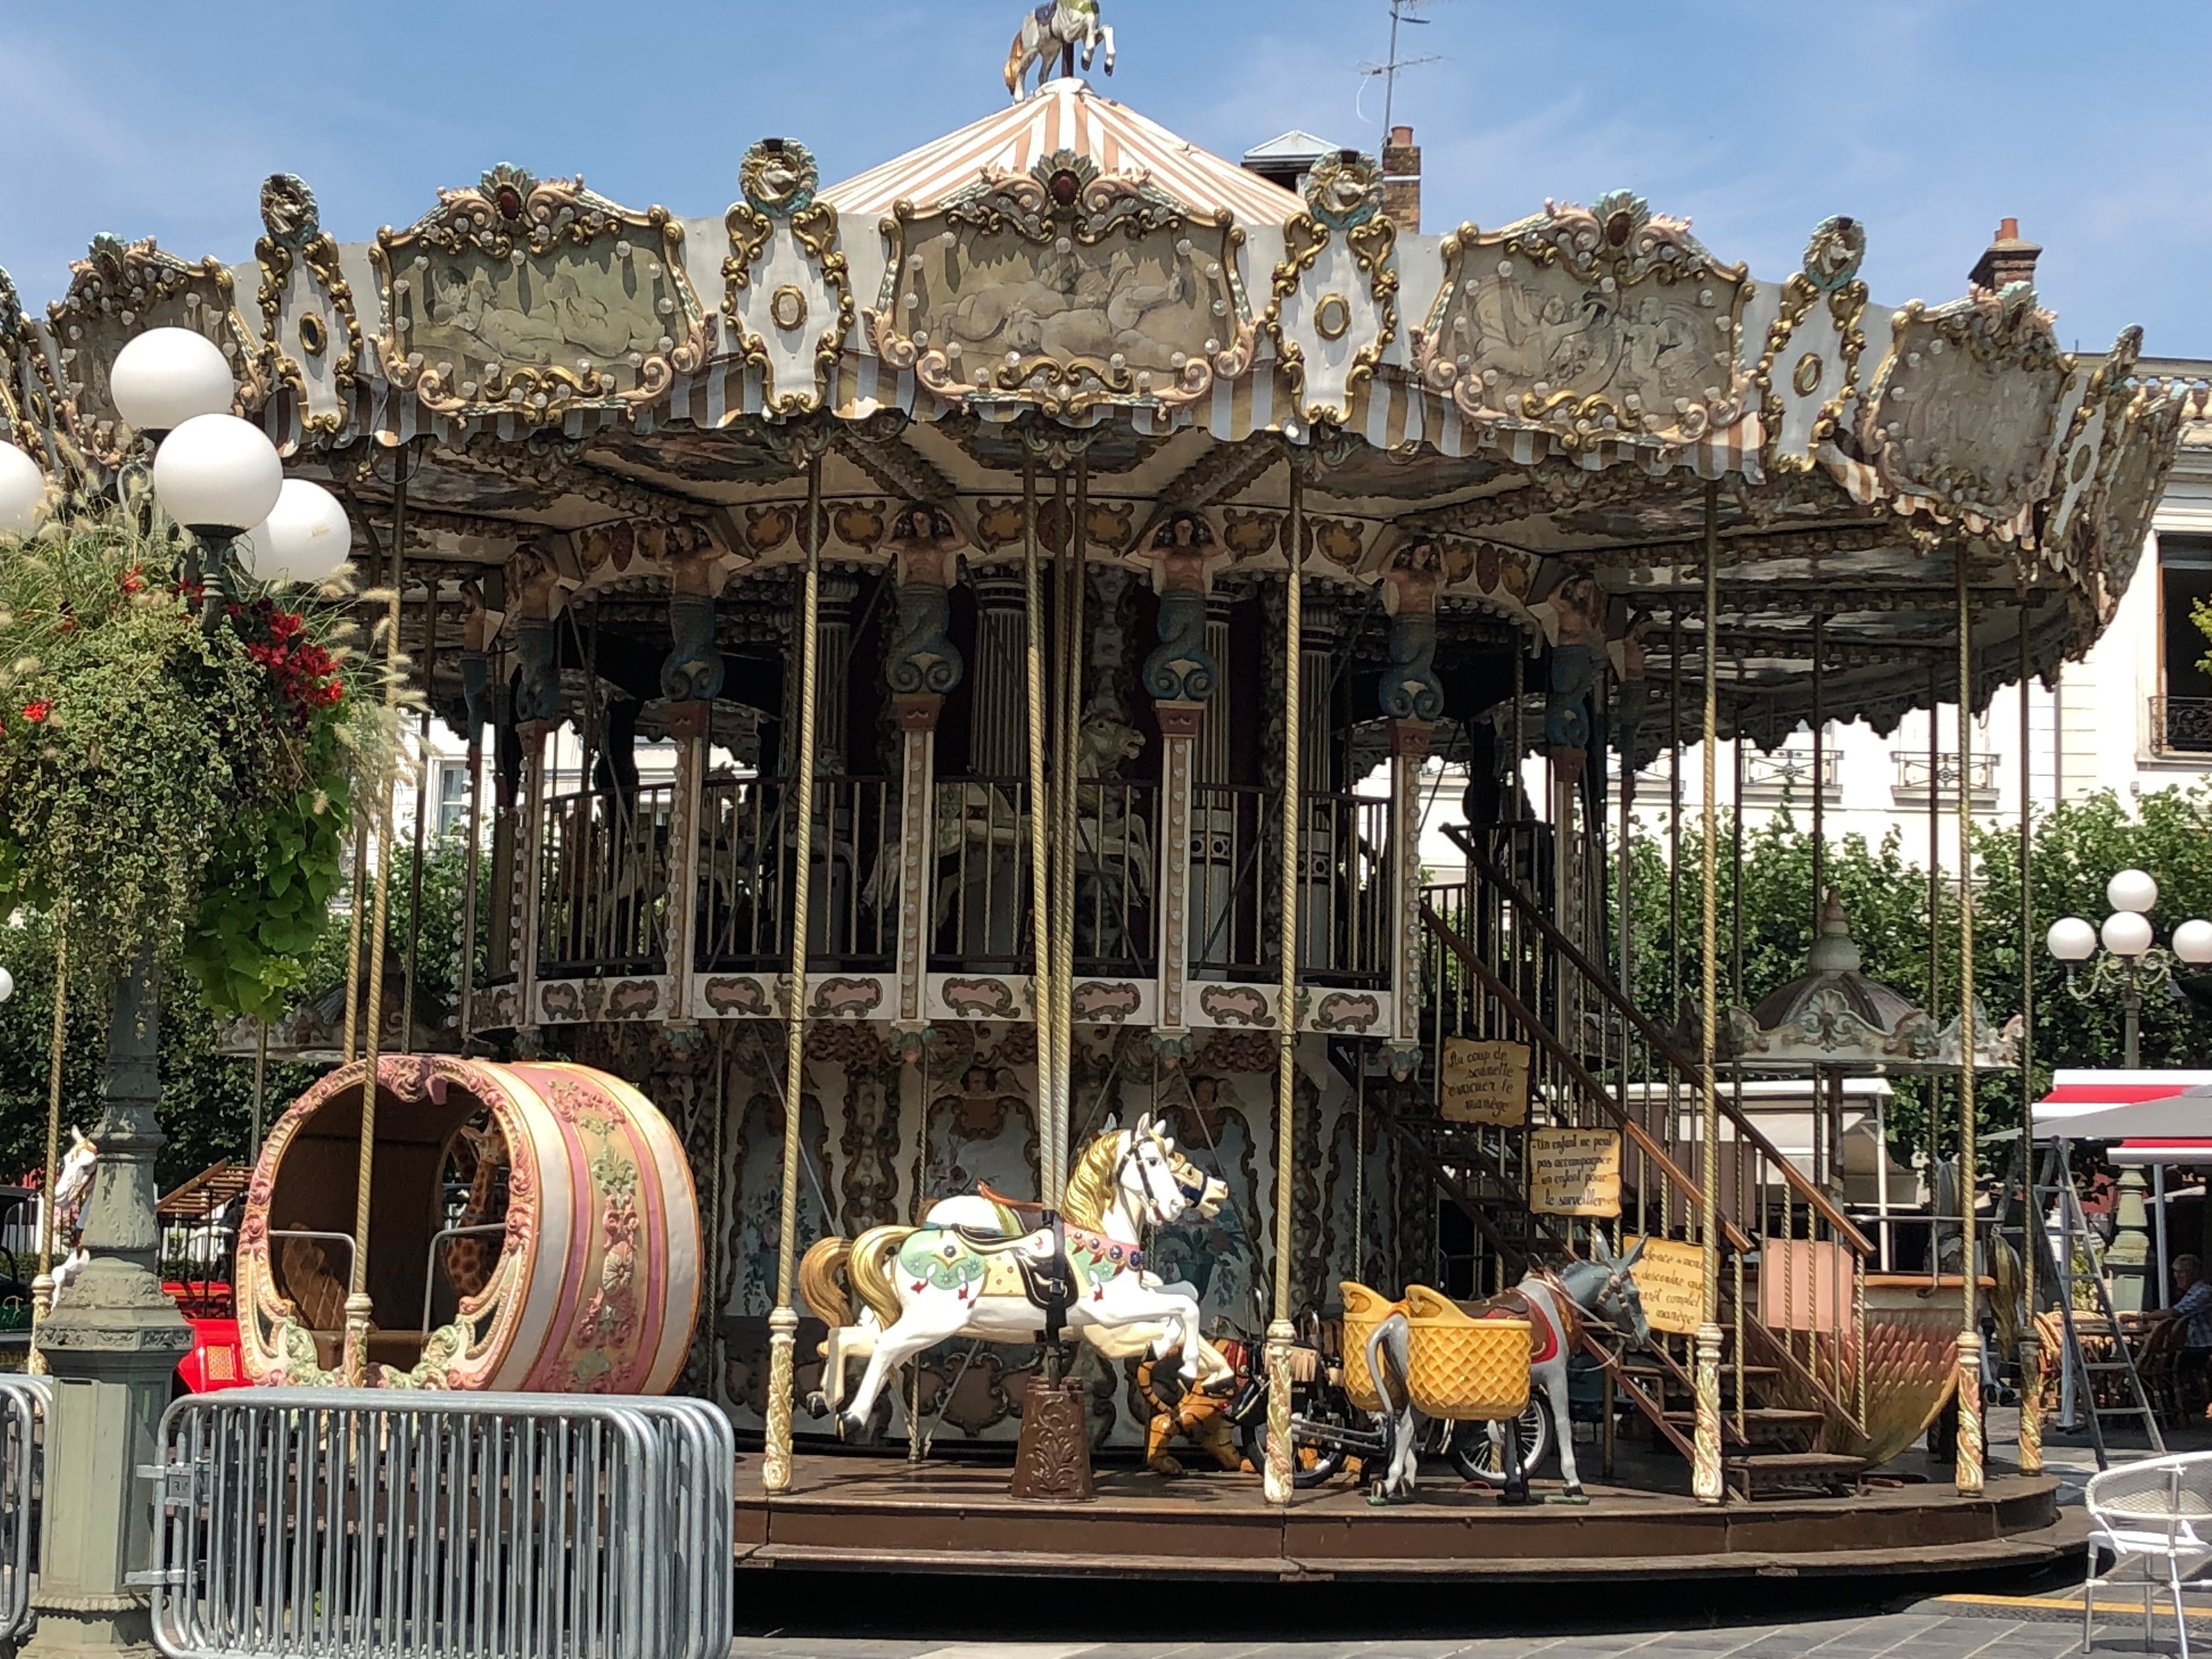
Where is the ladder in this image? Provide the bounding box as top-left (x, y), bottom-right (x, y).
top-left (1992, 1138), bottom-right (2164, 1470)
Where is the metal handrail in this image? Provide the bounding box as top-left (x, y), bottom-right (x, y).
top-left (419, 1224), bottom-right (507, 1333)
top-left (0, 1375), bottom-right (49, 1645)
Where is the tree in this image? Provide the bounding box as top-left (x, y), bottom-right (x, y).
top-left (1621, 784), bottom-right (2212, 1169)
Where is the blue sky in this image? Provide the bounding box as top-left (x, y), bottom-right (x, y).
top-left (5, 1), bottom-right (2206, 357)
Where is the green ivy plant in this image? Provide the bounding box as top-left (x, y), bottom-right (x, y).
top-left (0, 502), bottom-right (399, 1018)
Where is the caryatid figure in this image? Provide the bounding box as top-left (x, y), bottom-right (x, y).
top-left (1140, 510), bottom-right (1218, 732)
top-left (660, 523), bottom-right (730, 738)
top-left (1379, 538), bottom-right (1447, 726)
top-left (505, 541), bottom-right (566, 735)
top-left (1541, 571), bottom-right (1607, 781)
top-left (883, 504), bottom-right (967, 724)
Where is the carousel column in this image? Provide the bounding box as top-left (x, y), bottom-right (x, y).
top-left (885, 508), bottom-right (967, 1040)
top-left (21, 960), bottom-right (193, 1659)
top-left (1265, 475), bottom-right (1307, 1509)
top-left (662, 532), bottom-right (730, 1027)
top-left (1381, 543), bottom-right (1447, 1058)
top-left (1139, 512), bottom-right (1220, 1047)
top-left (765, 441), bottom-right (830, 1496)
top-left (2016, 615), bottom-right (2042, 1476)
top-left (969, 573), bottom-right (1030, 780)
top-left (458, 586), bottom-right (495, 1046)
top-left (1693, 488), bottom-right (1725, 1507)
top-left (1543, 573), bottom-right (1605, 946)
top-left (1296, 590), bottom-right (1343, 973)
top-left (1954, 560), bottom-right (1985, 1497)
top-left (508, 548), bottom-right (566, 1049)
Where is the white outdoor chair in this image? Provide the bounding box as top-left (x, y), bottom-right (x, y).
top-left (2083, 1451), bottom-right (2212, 1656)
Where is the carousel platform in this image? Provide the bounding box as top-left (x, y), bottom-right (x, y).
top-left (733, 1458), bottom-right (2074, 1585)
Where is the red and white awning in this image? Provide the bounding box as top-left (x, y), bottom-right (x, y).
top-left (825, 78), bottom-right (1301, 225)
top-left (2035, 1070), bottom-right (2212, 1160)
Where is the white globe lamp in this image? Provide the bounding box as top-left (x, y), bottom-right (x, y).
top-left (2046, 917), bottom-right (2097, 963)
top-left (238, 480), bottom-right (353, 584)
top-left (151, 414), bottom-right (283, 538)
top-left (2102, 910), bottom-right (2154, 960)
top-left (2108, 868), bottom-right (2159, 916)
top-left (109, 326), bottom-right (236, 438)
top-left (0, 444), bottom-right (44, 539)
top-left (2175, 918), bottom-right (2212, 967)
top-left (0, 966), bottom-right (13, 1005)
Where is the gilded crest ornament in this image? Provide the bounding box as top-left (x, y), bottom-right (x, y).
top-left (371, 165), bottom-right (709, 425)
top-left (1304, 150), bottom-right (1384, 232)
top-left (1411, 191), bottom-right (1751, 452)
top-left (46, 232), bottom-right (271, 467)
top-left (255, 172), bottom-right (363, 435)
top-left (1801, 215), bottom-right (1866, 296)
top-left (1263, 148), bottom-right (1397, 424)
top-left (725, 137), bottom-right (850, 415)
top-left (1753, 215), bottom-right (1871, 470)
top-left (864, 148), bottom-right (1256, 417)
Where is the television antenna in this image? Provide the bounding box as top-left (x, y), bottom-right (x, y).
top-left (1356, 0), bottom-right (1453, 136)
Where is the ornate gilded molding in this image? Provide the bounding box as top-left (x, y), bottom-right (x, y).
top-left (370, 164), bottom-right (710, 427)
top-left (1410, 191), bottom-right (1752, 453)
top-left (1262, 151), bottom-right (1398, 425)
top-left (1858, 281), bottom-right (2068, 526)
top-left (0, 268), bottom-right (33, 454)
top-left (724, 139), bottom-right (853, 415)
top-left (1753, 216), bottom-right (1869, 472)
top-left (864, 149), bottom-right (1256, 417)
top-left (255, 173), bottom-right (364, 439)
top-left (45, 232), bottom-right (270, 467)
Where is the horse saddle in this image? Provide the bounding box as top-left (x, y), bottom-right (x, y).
top-left (1464, 1287), bottom-right (1561, 1367)
top-left (955, 1202), bottom-right (1072, 1335)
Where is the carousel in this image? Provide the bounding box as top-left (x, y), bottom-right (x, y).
top-left (1, 7), bottom-right (2191, 1583)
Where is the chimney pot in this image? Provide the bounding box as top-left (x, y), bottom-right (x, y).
top-left (1390, 124), bottom-right (1414, 147)
top-left (1997, 216), bottom-right (2019, 241)
top-left (1382, 126), bottom-right (1421, 232)
top-left (1968, 216), bottom-right (2041, 294)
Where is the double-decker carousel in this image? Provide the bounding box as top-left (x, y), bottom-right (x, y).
top-left (1, 23), bottom-right (2191, 1586)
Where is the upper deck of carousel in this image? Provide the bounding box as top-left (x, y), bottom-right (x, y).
top-left (0, 74), bottom-right (2194, 748)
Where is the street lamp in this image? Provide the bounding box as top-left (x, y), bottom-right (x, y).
top-left (0, 444), bottom-right (46, 539)
top-left (0, 966), bottom-right (13, 1005)
top-left (235, 478), bottom-right (353, 585)
top-left (2047, 868), bottom-right (2212, 1068)
top-left (109, 327), bottom-right (237, 441)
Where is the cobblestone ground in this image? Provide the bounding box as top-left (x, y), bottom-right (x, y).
top-left (731, 1418), bottom-right (2212, 1658)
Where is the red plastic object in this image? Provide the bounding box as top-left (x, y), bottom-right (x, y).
top-left (162, 1280), bottom-right (247, 1393)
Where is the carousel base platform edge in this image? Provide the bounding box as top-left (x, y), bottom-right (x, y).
top-left (733, 1462), bottom-right (2071, 1585)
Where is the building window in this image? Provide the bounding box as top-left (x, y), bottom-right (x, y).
top-left (1891, 751), bottom-right (1998, 808)
top-left (436, 761), bottom-right (471, 836)
top-left (1740, 744), bottom-right (1842, 808)
top-left (2154, 534), bottom-right (2212, 755)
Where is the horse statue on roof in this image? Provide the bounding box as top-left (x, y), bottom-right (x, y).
top-left (1006, 1), bottom-right (1115, 101)
top-left (803, 1116), bottom-right (1226, 1439)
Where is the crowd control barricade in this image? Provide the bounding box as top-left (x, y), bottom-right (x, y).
top-left (0, 1375), bottom-right (50, 1645)
top-left (140, 1388), bottom-right (733, 1659)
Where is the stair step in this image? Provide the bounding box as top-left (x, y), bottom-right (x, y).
top-left (1623, 1362), bottom-right (1780, 1382)
top-left (1666, 1407), bottom-right (1826, 1433)
top-left (1725, 1452), bottom-right (1867, 1472)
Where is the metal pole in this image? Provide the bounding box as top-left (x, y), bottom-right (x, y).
top-left (1694, 482), bottom-right (1724, 1505)
top-left (343, 454), bottom-right (408, 1386)
top-left (764, 450), bottom-right (825, 1494)
top-left (1022, 451), bottom-right (1056, 1202)
top-left (27, 910), bottom-right (65, 1374)
top-left (2154, 1164), bottom-right (2171, 1313)
top-left (2017, 610), bottom-right (2041, 1474)
top-left (2122, 972), bottom-right (2142, 1070)
top-left (1264, 467), bottom-right (1306, 1507)
top-left (250, 1023), bottom-right (268, 1162)
top-left (1954, 556), bottom-right (1984, 1496)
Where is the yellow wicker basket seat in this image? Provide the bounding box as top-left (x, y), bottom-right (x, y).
top-left (1336, 1281), bottom-right (1403, 1414)
top-left (1401, 1284), bottom-right (1532, 1421)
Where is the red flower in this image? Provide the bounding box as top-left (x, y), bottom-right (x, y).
top-left (21, 700), bottom-right (50, 724)
top-left (119, 566), bottom-right (145, 596)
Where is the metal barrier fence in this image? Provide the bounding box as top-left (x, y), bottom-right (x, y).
top-left (0, 1375), bottom-right (49, 1645)
top-left (144, 1390), bottom-right (732, 1659)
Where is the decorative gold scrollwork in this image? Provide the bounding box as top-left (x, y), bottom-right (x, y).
top-left (297, 312), bottom-right (329, 358)
top-left (864, 149), bottom-right (1255, 419)
top-left (1261, 151), bottom-right (1397, 425)
top-left (1753, 216), bottom-right (1870, 472)
top-left (372, 163), bottom-right (709, 426)
top-left (1792, 352), bottom-right (1822, 396)
top-left (255, 173), bottom-right (363, 437)
top-left (1314, 294), bottom-right (1352, 342)
top-left (724, 138), bottom-right (852, 415)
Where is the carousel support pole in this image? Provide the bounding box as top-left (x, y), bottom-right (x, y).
top-left (1052, 459), bottom-right (1086, 1195)
top-left (249, 1023), bottom-right (268, 1163)
top-left (21, 956), bottom-right (193, 1659)
top-left (27, 909), bottom-right (66, 1375)
top-left (2017, 611), bottom-right (2042, 1475)
top-left (1693, 482), bottom-right (1725, 1506)
top-left (400, 584), bottom-right (437, 1054)
top-left (343, 455), bottom-right (410, 1387)
top-left (765, 445), bottom-right (827, 1496)
top-left (1022, 452), bottom-right (1056, 1199)
top-left (1382, 543), bottom-right (1442, 1051)
top-left (1954, 558), bottom-right (1985, 1497)
top-left (341, 816), bottom-right (368, 1060)
top-left (888, 506), bottom-right (964, 1036)
top-left (458, 593), bottom-right (494, 1046)
top-left (1264, 466), bottom-right (1306, 1509)
top-left (1141, 514), bottom-right (1215, 1046)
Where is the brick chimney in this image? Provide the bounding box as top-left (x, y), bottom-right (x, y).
top-left (1382, 124), bottom-right (1420, 232)
top-left (1968, 217), bottom-right (2041, 292)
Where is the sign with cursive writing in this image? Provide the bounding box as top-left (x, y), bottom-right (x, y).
top-left (1528, 1127), bottom-right (1622, 1217)
top-left (1439, 1037), bottom-right (1531, 1127)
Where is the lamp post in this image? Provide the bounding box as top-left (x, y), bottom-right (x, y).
top-left (20, 328), bottom-right (289, 1659)
top-left (2045, 871), bottom-right (2212, 1316)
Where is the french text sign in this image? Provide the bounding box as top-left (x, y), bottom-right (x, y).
top-left (1623, 1235), bottom-right (1705, 1336)
top-left (1439, 1037), bottom-right (1531, 1127)
top-left (1528, 1127), bottom-right (1622, 1217)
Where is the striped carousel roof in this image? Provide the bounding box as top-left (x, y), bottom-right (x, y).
top-left (825, 78), bottom-right (1301, 226)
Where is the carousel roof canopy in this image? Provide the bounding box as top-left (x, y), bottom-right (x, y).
top-left (0, 67), bottom-right (2196, 748)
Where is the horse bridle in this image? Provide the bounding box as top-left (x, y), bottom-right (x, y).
top-left (1120, 1129), bottom-right (1185, 1226)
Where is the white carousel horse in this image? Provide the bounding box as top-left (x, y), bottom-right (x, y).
top-left (1005, 1), bottom-right (1115, 100)
top-left (44, 1128), bottom-right (99, 1308)
top-left (803, 1134), bottom-right (1230, 1430)
top-left (1366, 1237), bottom-right (1652, 1502)
top-left (809, 1117), bottom-right (1202, 1438)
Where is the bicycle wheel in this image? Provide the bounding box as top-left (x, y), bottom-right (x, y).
top-left (1448, 1398), bottom-right (1549, 1486)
